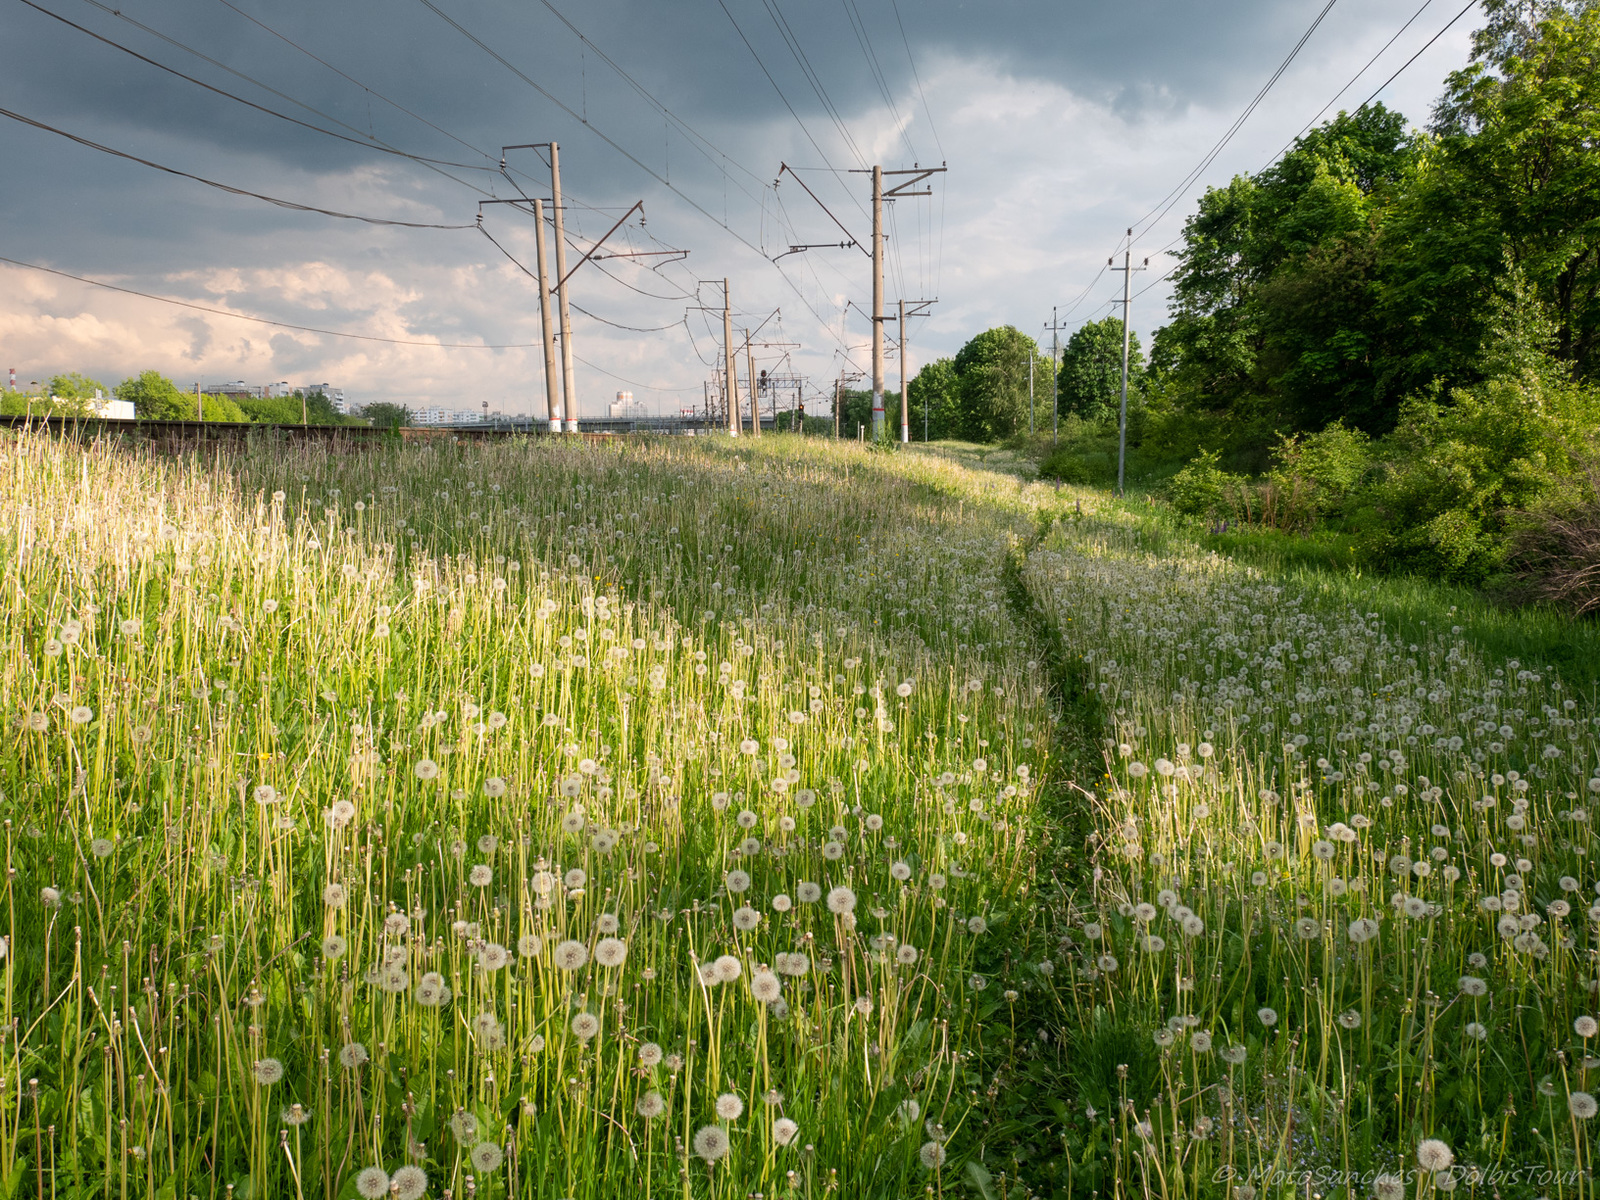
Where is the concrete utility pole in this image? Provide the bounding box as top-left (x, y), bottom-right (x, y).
top-left (1046, 306), bottom-right (1068, 446)
top-left (533, 197), bottom-right (561, 433)
top-left (745, 333), bottom-right (760, 437)
top-left (899, 298), bottom-right (910, 444)
top-left (854, 163), bottom-right (944, 440)
top-left (833, 377), bottom-right (841, 439)
top-left (723, 280), bottom-right (739, 437)
top-left (1109, 229), bottom-right (1148, 496)
top-left (871, 165), bottom-right (884, 440)
top-left (550, 143), bottom-right (579, 433)
top-left (1029, 354), bottom-right (1034, 436)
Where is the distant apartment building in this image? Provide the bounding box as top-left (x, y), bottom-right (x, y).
top-left (609, 391), bottom-right (647, 419)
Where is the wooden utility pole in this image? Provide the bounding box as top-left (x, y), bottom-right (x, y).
top-left (1109, 230), bottom-right (1148, 495)
top-left (550, 143), bottom-right (579, 432)
top-left (723, 280), bottom-right (739, 437)
top-left (533, 197), bottom-right (561, 433)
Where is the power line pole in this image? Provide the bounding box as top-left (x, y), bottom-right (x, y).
top-left (723, 279), bottom-right (739, 438)
top-left (834, 376), bottom-right (841, 439)
top-left (533, 197), bottom-right (561, 433)
top-left (871, 165), bottom-right (884, 440)
top-left (550, 142), bottom-right (579, 433)
top-left (745, 332), bottom-right (760, 437)
top-left (1029, 353), bottom-right (1034, 436)
top-left (851, 163), bottom-right (945, 441)
top-left (1045, 306), bottom-right (1068, 446)
top-left (1109, 231), bottom-right (1148, 496)
top-left (899, 297), bottom-right (910, 444)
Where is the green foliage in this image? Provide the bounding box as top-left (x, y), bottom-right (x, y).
top-left (1165, 449), bottom-right (1237, 517)
top-left (359, 402), bottom-right (411, 429)
top-left (1057, 317), bottom-right (1142, 422)
top-left (950, 326), bottom-right (1046, 442)
top-left (115, 370), bottom-right (189, 419)
top-left (47, 372), bottom-right (107, 400)
top-left (907, 358), bottom-right (959, 439)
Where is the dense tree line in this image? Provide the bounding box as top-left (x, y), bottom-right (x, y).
top-left (912, 0), bottom-right (1600, 599)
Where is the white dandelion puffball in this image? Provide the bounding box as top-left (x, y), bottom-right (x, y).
top-left (469, 864), bottom-right (493, 887)
top-left (896, 944), bottom-right (919, 965)
top-left (339, 1042), bottom-right (369, 1068)
top-left (252, 784), bottom-right (278, 806)
top-left (714, 954), bottom-right (743, 982)
top-left (484, 776), bottom-right (507, 798)
top-left (355, 1167), bottom-right (390, 1199)
top-left (1416, 1139), bottom-right (1453, 1172)
top-left (919, 1141), bottom-right (947, 1170)
top-left (391, 1165), bottom-right (428, 1200)
top-left (594, 937), bottom-right (627, 967)
top-left (826, 886), bottom-right (857, 915)
top-left (637, 1091), bottom-right (666, 1118)
top-left (321, 935), bottom-right (347, 959)
top-left (252, 1058), bottom-right (285, 1085)
top-left (714, 1092), bottom-right (744, 1120)
top-left (90, 838), bottom-right (114, 859)
top-left (1577, 1016), bottom-right (1599, 1038)
top-left (725, 869), bottom-right (752, 894)
top-left (773, 1117), bottom-right (800, 1145)
top-left (553, 940), bottom-right (589, 970)
top-left (571, 1012), bottom-right (601, 1041)
top-left (692, 1124), bottom-right (731, 1162)
top-left (751, 970), bottom-right (782, 1003)
top-left (414, 758), bottom-right (439, 781)
top-left (1572, 1092), bottom-right (1599, 1119)
top-left (638, 1042), bottom-right (664, 1067)
top-left (797, 882), bottom-right (822, 904)
top-left (322, 883), bottom-right (348, 909)
top-left (732, 906), bottom-right (761, 931)
top-left (517, 933), bottom-right (543, 958)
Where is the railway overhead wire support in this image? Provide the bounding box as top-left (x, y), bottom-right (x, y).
top-left (849, 164), bottom-right (945, 440)
top-left (1109, 230), bottom-right (1149, 495)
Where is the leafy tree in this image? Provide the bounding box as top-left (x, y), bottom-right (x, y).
top-left (116, 370), bottom-right (190, 419)
top-left (952, 326), bottom-right (1044, 441)
top-left (48, 372), bottom-right (108, 400)
top-left (1418, 0), bottom-right (1600, 375)
top-left (1058, 317), bottom-right (1143, 423)
top-left (907, 358), bottom-right (959, 439)
top-left (360, 402), bottom-right (411, 428)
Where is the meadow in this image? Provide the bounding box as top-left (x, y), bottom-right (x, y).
top-left (1, 429), bottom-right (1596, 1199)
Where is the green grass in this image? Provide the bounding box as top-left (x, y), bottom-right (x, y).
top-left (5, 431), bottom-right (1598, 1198)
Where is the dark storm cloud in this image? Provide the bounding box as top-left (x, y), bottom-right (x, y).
top-left (0, 0), bottom-right (1475, 409)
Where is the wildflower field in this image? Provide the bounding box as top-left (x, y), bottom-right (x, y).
top-left (2, 430), bottom-right (1597, 1199)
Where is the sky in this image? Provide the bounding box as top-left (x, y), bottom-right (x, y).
top-left (0, 0), bottom-right (1480, 417)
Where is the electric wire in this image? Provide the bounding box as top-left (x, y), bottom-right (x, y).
top-left (0, 106), bottom-right (476, 229)
top-left (0, 254), bottom-right (539, 348)
top-left (415, 0), bottom-right (862, 360)
top-left (211, 0), bottom-right (499, 163)
top-left (1259, 0), bottom-right (1439, 170)
top-left (888, 0), bottom-right (943, 158)
top-left (20, 0), bottom-right (498, 179)
top-left (1130, 0), bottom-right (1342, 239)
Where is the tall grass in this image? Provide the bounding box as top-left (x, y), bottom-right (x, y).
top-left (0, 432), bottom-right (1059, 1199)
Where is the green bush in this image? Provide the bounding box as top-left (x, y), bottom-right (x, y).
top-left (1166, 449), bottom-right (1240, 517)
top-left (1356, 376), bottom-right (1600, 583)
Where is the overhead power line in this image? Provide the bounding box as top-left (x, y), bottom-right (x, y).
top-left (0, 255), bottom-right (540, 348)
top-left (414, 0), bottom-right (865, 364)
top-left (1131, 0), bottom-right (1342, 239)
top-left (0, 106), bottom-right (474, 229)
top-left (19, 0), bottom-right (499, 178)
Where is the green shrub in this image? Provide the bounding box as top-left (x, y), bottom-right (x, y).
top-left (1166, 449), bottom-right (1241, 517)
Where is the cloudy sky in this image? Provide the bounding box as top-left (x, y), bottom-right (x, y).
top-left (0, 0), bottom-right (1478, 416)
